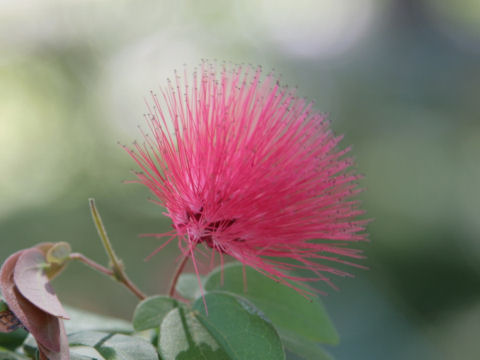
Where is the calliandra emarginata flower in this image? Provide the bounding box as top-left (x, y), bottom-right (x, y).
top-left (125, 62), bottom-right (368, 296)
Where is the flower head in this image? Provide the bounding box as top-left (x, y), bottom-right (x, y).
top-left (126, 62), bottom-right (368, 294)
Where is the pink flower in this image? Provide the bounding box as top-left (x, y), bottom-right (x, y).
top-left (126, 62), bottom-right (368, 294)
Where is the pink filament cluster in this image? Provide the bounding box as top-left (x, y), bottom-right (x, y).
top-left (126, 62), bottom-right (368, 294)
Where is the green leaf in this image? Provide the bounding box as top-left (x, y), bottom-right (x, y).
top-left (281, 333), bottom-right (333, 360)
top-left (68, 331), bottom-right (110, 347)
top-left (70, 346), bottom-right (105, 360)
top-left (0, 348), bottom-right (29, 360)
top-left (28, 331), bottom-right (157, 360)
top-left (97, 333), bottom-right (159, 360)
top-left (0, 299), bottom-right (8, 312)
top-left (65, 307), bottom-right (133, 334)
top-left (69, 331), bottom-right (159, 360)
top-left (21, 336), bottom-right (37, 359)
top-left (159, 307), bottom-right (229, 360)
top-left (192, 291), bottom-right (285, 360)
top-left (176, 274), bottom-right (203, 300)
top-left (0, 328), bottom-right (28, 350)
top-left (132, 296), bottom-right (178, 331)
top-left (203, 263), bottom-right (339, 345)
top-left (45, 242), bottom-right (71, 265)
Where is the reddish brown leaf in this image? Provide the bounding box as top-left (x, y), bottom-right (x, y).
top-left (0, 251), bottom-right (23, 317)
top-left (13, 248), bottom-right (69, 320)
top-left (38, 320), bottom-right (70, 360)
top-left (0, 250), bottom-right (63, 353)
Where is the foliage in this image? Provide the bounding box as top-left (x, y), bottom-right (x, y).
top-left (0, 261), bottom-right (337, 359)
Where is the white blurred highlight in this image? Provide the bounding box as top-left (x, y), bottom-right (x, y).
top-left (240, 0), bottom-right (379, 58)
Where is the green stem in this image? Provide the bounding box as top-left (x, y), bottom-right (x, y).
top-left (88, 198), bottom-right (147, 300)
top-left (89, 198), bottom-right (122, 272)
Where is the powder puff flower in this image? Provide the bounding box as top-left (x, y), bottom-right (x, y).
top-left (125, 62), bottom-right (368, 294)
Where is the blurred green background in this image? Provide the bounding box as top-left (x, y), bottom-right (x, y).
top-left (1, 0), bottom-right (479, 359)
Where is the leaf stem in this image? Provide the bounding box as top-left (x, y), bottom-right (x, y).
top-left (88, 198), bottom-right (147, 300)
top-left (69, 252), bottom-right (114, 276)
top-left (70, 252), bottom-right (146, 300)
top-left (168, 254), bottom-right (190, 297)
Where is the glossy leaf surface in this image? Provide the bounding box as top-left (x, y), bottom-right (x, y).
top-left (204, 263), bottom-right (339, 345)
top-left (132, 296), bottom-right (178, 332)
top-left (175, 274), bottom-right (203, 301)
top-left (192, 291), bottom-right (285, 360)
top-left (159, 307), bottom-right (228, 360)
